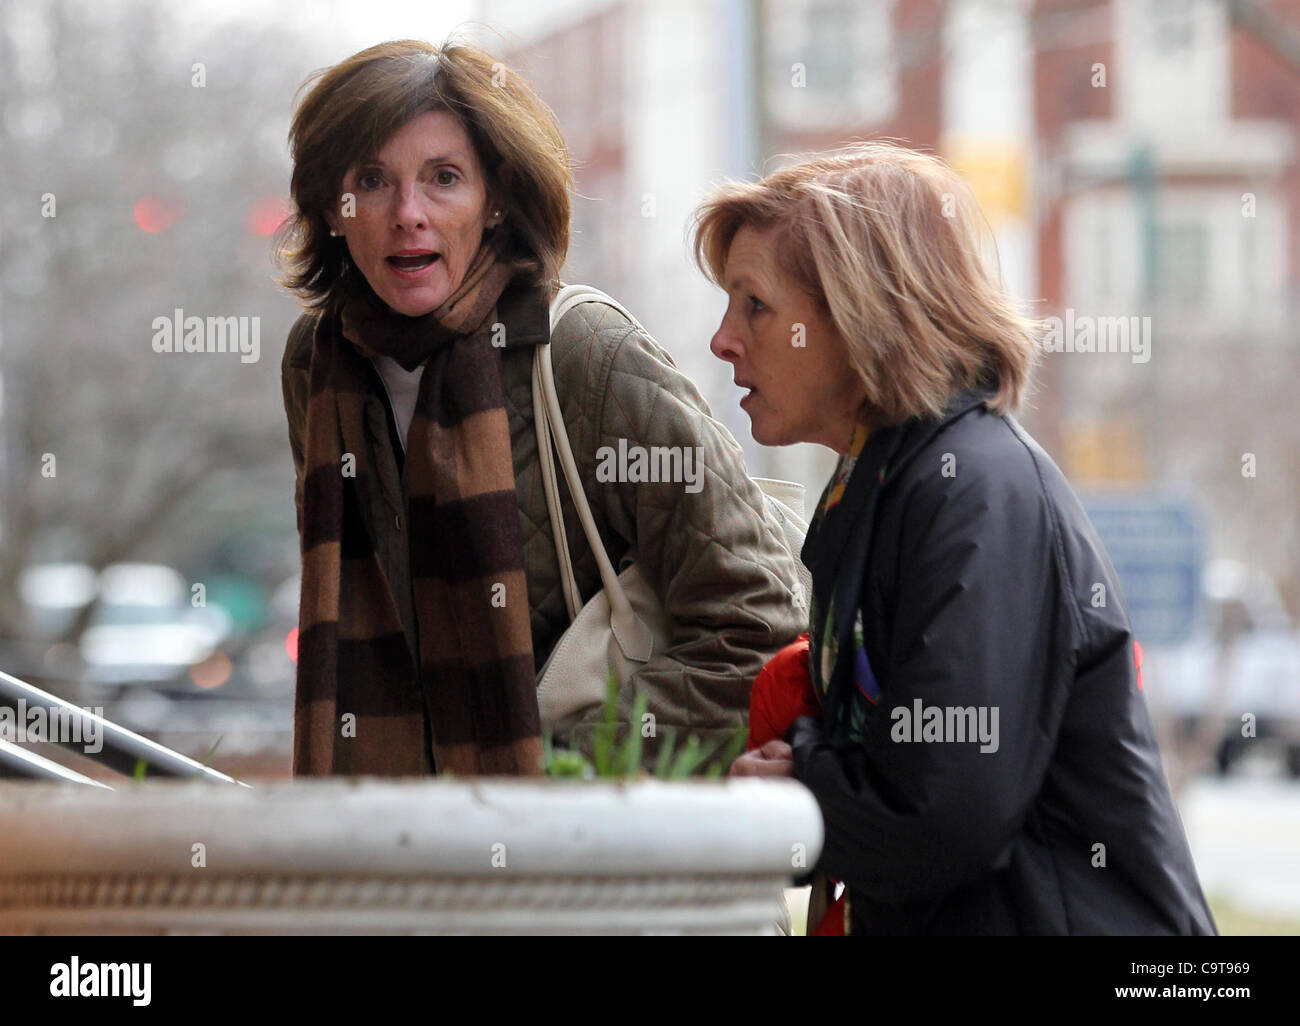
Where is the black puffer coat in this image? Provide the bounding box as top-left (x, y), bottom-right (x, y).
top-left (788, 390), bottom-right (1217, 935)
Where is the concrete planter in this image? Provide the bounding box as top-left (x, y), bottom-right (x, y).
top-left (0, 778), bottom-right (822, 935)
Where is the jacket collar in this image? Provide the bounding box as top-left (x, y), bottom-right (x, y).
top-left (878, 386), bottom-right (996, 485)
top-left (804, 385), bottom-right (995, 573)
top-left (803, 385), bottom-right (996, 729)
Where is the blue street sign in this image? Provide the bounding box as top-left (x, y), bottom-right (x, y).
top-left (1080, 493), bottom-right (1204, 645)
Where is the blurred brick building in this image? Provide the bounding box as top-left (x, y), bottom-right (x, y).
top-left (473, 0), bottom-right (1300, 605)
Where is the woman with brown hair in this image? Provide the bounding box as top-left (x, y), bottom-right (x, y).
top-left (277, 39), bottom-right (804, 778)
top-left (703, 143), bottom-right (1215, 935)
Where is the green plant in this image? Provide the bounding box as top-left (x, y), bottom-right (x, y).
top-left (130, 735), bottom-right (228, 783)
top-left (202, 735), bottom-right (223, 768)
top-left (543, 671), bottom-right (748, 780)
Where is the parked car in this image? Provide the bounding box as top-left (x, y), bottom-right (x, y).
top-left (19, 562), bottom-right (232, 700)
top-left (1144, 560), bottom-right (1300, 778)
top-left (17, 562), bottom-right (98, 642)
top-left (79, 563), bottom-right (232, 696)
top-left (8, 562), bottom-right (98, 689)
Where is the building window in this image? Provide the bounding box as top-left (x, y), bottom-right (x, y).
top-left (1116, 0), bottom-right (1230, 124)
top-left (765, 0), bottom-right (896, 130)
top-left (1067, 187), bottom-right (1286, 331)
top-left (1153, 221), bottom-right (1208, 308)
top-left (1147, 0), bottom-right (1196, 54)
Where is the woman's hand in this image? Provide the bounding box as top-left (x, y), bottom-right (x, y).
top-left (729, 739), bottom-right (794, 777)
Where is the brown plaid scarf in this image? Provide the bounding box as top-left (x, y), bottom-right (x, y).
top-left (294, 237), bottom-right (543, 777)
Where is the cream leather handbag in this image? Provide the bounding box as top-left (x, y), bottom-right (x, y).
top-left (532, 284), bottom-right (811, 731)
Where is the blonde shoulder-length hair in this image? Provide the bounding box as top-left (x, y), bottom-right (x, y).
top-left (692, 141), bottom-right (1039, 423)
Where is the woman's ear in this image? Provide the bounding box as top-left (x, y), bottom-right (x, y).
top-left (488, 165), bottom-right (513, 228)
top-left (485, 185), bottom-right (507, 229)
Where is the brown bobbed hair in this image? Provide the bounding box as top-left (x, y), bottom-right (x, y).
top-left (692, 141), bottom-right (1039, 422)
top-left (277, 39), bottom-right (574, 308)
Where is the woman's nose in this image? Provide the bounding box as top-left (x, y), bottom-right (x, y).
top-left (392, 186), bottom-right (428, 232)
top-left (710, 320), bottom-right (743, 364)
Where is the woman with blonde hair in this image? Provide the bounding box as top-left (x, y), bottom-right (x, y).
top-left (702, 142), bottom-right (1215, 935)
top-left (277, 39), bottom-right (804, 777)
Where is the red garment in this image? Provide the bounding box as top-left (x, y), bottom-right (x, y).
top-left (748, 633), bottom-right (819, 750)
top-left (749, 633), bottom-right (846, 935)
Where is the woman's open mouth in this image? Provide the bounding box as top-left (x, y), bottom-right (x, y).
top-left (386, 252), bottom-right (440, 279)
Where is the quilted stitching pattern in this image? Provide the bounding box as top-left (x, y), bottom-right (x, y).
top-left (506, 300), bottom-right (806, 743)
top-left (282, 297), bottom-right (807, 755)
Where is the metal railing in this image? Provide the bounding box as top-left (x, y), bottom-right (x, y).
top-left (0, 669), bottom-right (247, 789)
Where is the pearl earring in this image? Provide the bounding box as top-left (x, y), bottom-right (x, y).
top-left (329, 229), bottom-right (341, 237)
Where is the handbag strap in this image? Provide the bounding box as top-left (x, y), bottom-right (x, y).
top-left (532, 337), bottom-right (581, 619)
top-left (534, 284), bottom-right (654, 662)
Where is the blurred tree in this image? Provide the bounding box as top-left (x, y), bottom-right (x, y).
top-left (0, 0), bottom-right (307, 655)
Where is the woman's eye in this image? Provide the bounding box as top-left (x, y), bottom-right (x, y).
top-left (748, 295), bottom-right (766, 315)
top-left (357, 172), bottom-right (383, 191)
top-left (434, 168), bottom-right (459, 187)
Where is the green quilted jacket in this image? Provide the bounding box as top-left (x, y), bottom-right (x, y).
top-left (280, 279), bottom-right (806, 767)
